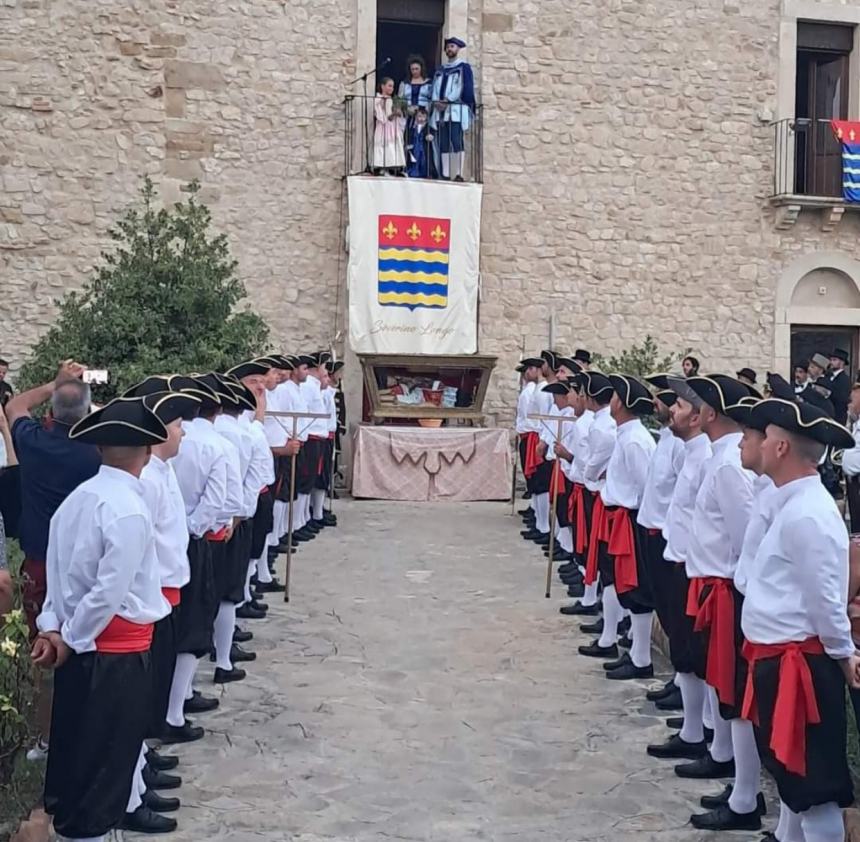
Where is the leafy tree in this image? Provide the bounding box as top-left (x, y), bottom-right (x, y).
top-left (19, 179), bottom-right (268, 400)
top-left (592, 335), bottom-right (691, 377)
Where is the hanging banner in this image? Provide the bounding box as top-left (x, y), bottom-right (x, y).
top-left (347, 176), bottom-right (482, 354)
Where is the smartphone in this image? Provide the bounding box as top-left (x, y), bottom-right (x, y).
top-left (83, 369), bottom-right (109, 385)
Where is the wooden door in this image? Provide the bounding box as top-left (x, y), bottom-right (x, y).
top-left (808, 53), bottom-right (849, 196)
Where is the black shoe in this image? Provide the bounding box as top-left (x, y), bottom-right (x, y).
top-left (143, 789), bottom-right (180, 813)
top-left (559, 602), bottom-right (599, 617)
top-left (233, 627), bottom-right (253, 643)
top-left (603, 652), bottom-right (631, 671)
top-left (700, 786), bottom-right (767, 815)
top-left (143, 766), bottom-right (182, 791)
top-left (578, 640), bottom-right (618, 659)
top-left (690, 804), bottom-right (762, 831)
top-left (567, 582), bottom-right (585, 598)
top-left (184, 692), bottom-right (219, 714)
top-left (523, 490), bottom-right (532, 500)
top-left (675, 754), bottom-right (735, 779)
top-left (579, 617), bottom-right (604, 634)
top-left (647, 734), bottom-right (708, 760)
top-left (520, 528), bottom-right (542, 539)
top-left (655, 688), bottom-right (684, 710)
top-left (236, 604), bottom-right (266, 620)
top-left (646, 679), bottom-right (676, 702)
top-left (291, 530), bottom-right (313, 543)
top-left (617, 634), bottom-right (633, 649)
top-left (256, 579), bottom-right (286, 593)
top-left (250, 598), bottom-right (268, 612)
top-left (559, 568), bottom-right (583, 582)
top-left (145, 749), bottom-right (179, 771)
top-left (548, 550), bottom-right (574, 562)
top-left (534, 534), bottom-right (551, 546)
top-left (160, 721), bottom-right (204, 744)
top-left (214, 666), bottom-right (246, 684)
top-left (517, 507), bottom-right (532, 516)
top-left (121, 806), bottom-right (177, 834)
top-left (276, 542), bottom-right (298, 553)
top-left (322, 512), bottom-right (337, 526)
top-left (607, 663), bottom-right (654, 682)
top-left (665, 716), bottom-right (684, 729)
top-left (230, 643), bottom-right (257, 663)
top-left (619, 616), bottom-right (631, 634)
top-left (558, 561), bottom-right (578, 574)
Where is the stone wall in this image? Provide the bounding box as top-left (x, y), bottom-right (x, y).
top-left (2, 0), bottom-right (859, 428)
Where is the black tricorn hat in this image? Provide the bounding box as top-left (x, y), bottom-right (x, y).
top-left (567, 374), bottom-right (585, 393)
top-left (654, 389), bottom-right (677, 408)
top-left (227, 359), bottom-right (271, 380)
top-left (831, 348), bottom-right (850, 363)
top-left (296, 354), bottom-right (316, 367)
top-left (519, 356), bottom-right (544, 370)
top-left (122, 375), bottom-right (173, 398)
top-left (644, 373), bottom-right (672, 391)
top-left (314, 350), bottom-right (333, 367)
top-left (556, 356), bottom-right (583, 374)
top-left (141, 391), bottom-right (201, 426)
top-left (574, 349), bottom-right (592, 364)
top-left (167, 374), bottom-right (221, 405)
top-left (541, 349), bottom-right (559, 371)
top-left (687, 375), bottom-right (753, 416)
top-left (70, 396), bottom-right (167, 447)
top-left (750, 398), bottom-right (854, 448)
top-left (325, 360), bottom-right (345, 375)
top-left (765, 372), bottom-right (796, 403)
top-left (195, 373), bottom-right (240, 407)
top-left (543, 381), bottom-right (571, 396)
top-left (224, 380), bottom-right (257, 412)
top-left (725, 396), bottom-right (765, 430)
top-left (736, 367), bottom-right (757, 384)
top-left (582, 371), bottom-right (613, 399)
top-left (609, 374), bottom-right (654, 415)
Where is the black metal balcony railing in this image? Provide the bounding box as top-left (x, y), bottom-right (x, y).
top-left (343, 95), bottom-right (483, 183)
top-left (772, 117), bottom-right (844, 199)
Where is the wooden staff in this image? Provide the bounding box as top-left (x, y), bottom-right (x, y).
top-left (528, 412), bottom-right (578, 599)
top-left (327, 437), bottom-right (337, 516)
top-left (266, 410), bottom-right (330, 603)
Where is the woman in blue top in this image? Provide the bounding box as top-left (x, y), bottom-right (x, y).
top-left (397, 55), bottom-right (432, 175)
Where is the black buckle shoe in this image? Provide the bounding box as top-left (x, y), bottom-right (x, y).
top-left (214, 666), bottom-right (246, 684)
top-left (647, 734), bottom-right (707, 760)
top-left (606, 662), bottom-right (654, 680)
top-left (603, 652), bottom-right (631, 671)
top-left (578, 640), bottom-right (618, 659)
top-left (559, 602), bottom-right (599, 617)
top-left (690, 803), bottom-right (762, 831)
top-left (655, 688), bottom-right (684, 710)
top-left (233, 627), bottom-right (253, 643)
top-left (160, 720), bottom-right (204, 744)
top-left (143, 788), bottom-right (181, 813)
top-left (700, 785), bottom-right (767, 815)
top-left (646, 679), bottom-right (676, 701)
top-left (579, 617), bottom-right (604, 634)
top-left (675, 754), bottom-right (735, 779)
top-left (617, 634), bottom-right (633, 649)
top-left (145, 749), bottom-right (179, 771)
top-left (567, 582), bottom-right (585, 598)
top-left (142, 766), bottom-right (182, 790)
top-left (230, 643), bottom-right (257, 663)
top-left (184, 691), bottom-right (219, 714)
top-left (236, 604), bottom-right (266, 620)
top-left (256, 579), bottom-right (286, 593)
top-left (121, 805), bottom-right (178, 833)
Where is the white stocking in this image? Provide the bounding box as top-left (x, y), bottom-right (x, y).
top-left (454, 151), bottom-right (465, 177)
top-left (582, 580), bottom-right (599, 607)
top-left (255, 554), bottom-right (272, 584)
top-left (598, 585), bottom-right (622, 647)
top-left (126, 743), bottom-right (147, 812)
top-left (728, 718), bottom-right (761, 815)
top-left (312, 488), bottom-right (325, 520)
top-left (166, 653), bottom-right (197, 727)
top-left (780, 800), bottom-right (804, 842)
top-left (534, 493), bottom-right (549, 534)
top-left (629, 612), bottom-right (653, 668)
top-left (676, 672), bottom-right (705, 743)
top-left (707, 687), bottom-right (734, 763)
top-left (441, 153), bottom-right (451, 178)
top-left (213, 601), bottom-right (236, 670)
top-left (800, 802), bottom-right (845, 842)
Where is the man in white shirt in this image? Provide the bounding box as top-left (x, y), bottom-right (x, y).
top-left (515, 356), bottom-right (543, 525)
top-left (635, 381), bottom-right (685, 683)
top-left (280, 355), bottom-right (315, 544)
top-left (558, 375), bottom-right (599, 616)
top-left (742, 397), bottom-right (859, 842)
top-left (841, 382), bottom-right (860, 533)
top-left (521, 350), bottom-right (560, 544)
top-left (675, 375), bottom-right (761, 833)
top-left (575, 371), bottom-right (616, 632)
top-left (582, 375), bottom-right (656, 678)
top-left (303, 352), bottom-right (334, 530)
top-left (648, 379), bottom-right (713, 758)
top-left (32, 397), bottom-right (170, 842)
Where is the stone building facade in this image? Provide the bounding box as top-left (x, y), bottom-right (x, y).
top-left (3, 0), bottom-right (860, 429)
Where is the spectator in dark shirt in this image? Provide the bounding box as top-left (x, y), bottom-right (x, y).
top-left (6, 361), bottom-right (101, 634)
top-left (0, 358), bottom-right (13, 408)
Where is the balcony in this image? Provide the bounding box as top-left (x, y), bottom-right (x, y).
top-left (770, 117), bottom-right (859, 230)
top-left (343, 95), bottom-right (483, 183)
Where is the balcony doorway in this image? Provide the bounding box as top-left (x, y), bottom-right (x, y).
top-left (376, 0), bottom-right (445, 92)
top-left (794, 22), bottom-right (853, 196)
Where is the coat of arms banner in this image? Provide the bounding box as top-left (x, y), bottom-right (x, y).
top-left (347, 176), bottom-right (482, 354)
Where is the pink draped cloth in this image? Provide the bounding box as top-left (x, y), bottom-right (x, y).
top-left (352, 425), bottom-right (512, 501)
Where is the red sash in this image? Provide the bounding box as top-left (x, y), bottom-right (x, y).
top-left (206, 526), bottom-right (229, 543)
top-left (686, 576), bottom-right (706, 617)
top-left (523, 432), bottom-right (543, 478)
top-left (692, 577), bottom-right (737, 706)
top-left (550, 460), bottom-right (565, 496)
top-left (95, 616), bottom-right (154, 653)
top-left (161, 587), bottom-right (181, 607)
top-left (584, 494), bottom-right (610, 585)
top-left (259, 485), bottom-right (269, 494)
top-left (608, 508), bottom-right (638, 594)
top-left (741, 637), bottom-right (825, 776)
top-left (568, 483), bottom-right (588, 554)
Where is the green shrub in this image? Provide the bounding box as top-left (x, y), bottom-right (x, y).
top-left (591, 335), bottom-right (691, 378)
top-left (18, 178), bottom-right (269, 400)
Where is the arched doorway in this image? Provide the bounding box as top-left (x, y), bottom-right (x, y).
top-left (774, 252), bottom-right (860, 377)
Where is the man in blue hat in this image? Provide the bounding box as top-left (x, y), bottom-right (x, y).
top-left (429, 36), bottom-right (475, 181)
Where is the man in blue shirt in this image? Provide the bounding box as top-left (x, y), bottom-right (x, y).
top-left (6, 360), bottom-right (100, 756)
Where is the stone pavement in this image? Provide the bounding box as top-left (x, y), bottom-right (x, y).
top-left (154, 500), bottom-right (754, 842)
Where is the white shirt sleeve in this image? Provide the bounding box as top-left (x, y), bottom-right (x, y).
top-left (713, 464), bottom-right (754, 563)
top-left (584, 427), bottom-right (614, 485)
top-left (790, 516), bottom-right (854, 659)
top-left (625, 440), bottom-right (653, 496)
top-left (61, 513), bottom-right (149, 649)
top-left (843, 446), bottom-right (860, 477)
top-left (187, 452), bottom-right (228, 537)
